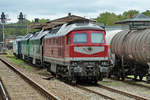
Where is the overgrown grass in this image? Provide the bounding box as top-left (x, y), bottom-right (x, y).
top-left (128, 75), bottom-right (146, 81)
top-left (4, 50), bottom-right (33, 71)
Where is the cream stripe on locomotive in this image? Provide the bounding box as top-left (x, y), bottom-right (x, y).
top-left (74, 46), bottom-right (104, 54)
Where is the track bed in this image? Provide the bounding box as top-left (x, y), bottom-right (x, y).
top-left (0, 60), bottom-right (51, 100)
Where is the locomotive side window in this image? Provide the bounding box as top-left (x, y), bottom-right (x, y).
top-left (91, 33), bottom-right (104, 43)
top-left (74, 33), bottom-right (87, 43)
top-left (67, 36), bottom-right (71, 44)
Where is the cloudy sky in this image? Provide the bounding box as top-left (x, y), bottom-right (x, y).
top-left (0, 0), bottom-right (150, 22)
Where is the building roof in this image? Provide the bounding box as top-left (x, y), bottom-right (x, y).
top-left (116, 13), bottom-right (150, 24)
top-left (28, 14), bottom-right (94, 30)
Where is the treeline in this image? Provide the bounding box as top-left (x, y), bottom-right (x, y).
top-left (96, 10), bottom-right (150, 26)
top-left (0, 19), bottom-right (49, 36)
top-left (2, 10), bottom-right (150, 36)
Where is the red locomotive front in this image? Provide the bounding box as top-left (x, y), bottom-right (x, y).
top-left (66, 30), bottom-right (107, 58)
top-left (43, 22), bottom-right (109, 83)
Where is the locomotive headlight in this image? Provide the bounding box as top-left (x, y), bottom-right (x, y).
top-left (71, 62), bottom-right (78, 66)
top-left (74, 66), bottom-right (82, 72)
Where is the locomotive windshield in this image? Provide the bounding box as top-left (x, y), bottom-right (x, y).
top-left (91, 33), bottom-right (104, 43)
top-left (74, 33), bottom-right (87, 43)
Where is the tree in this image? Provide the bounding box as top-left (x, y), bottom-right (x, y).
top-left (31, 18), bottom-right (50, 23)
top-left (142, 10), bottom-right (150, 17)
top-left (39, 19), bottom-right (50, 23)
top-left (121, 10), bottom-right (139, 20)
top-left (96, 12), bottom-right (119, 26)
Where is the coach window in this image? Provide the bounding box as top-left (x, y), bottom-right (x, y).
top-left (74, 33), bottom-right (87, 43)
top-left (91, 33), bottom-right (104, 43)
top-left (56, 38), bottom-right (58, 44)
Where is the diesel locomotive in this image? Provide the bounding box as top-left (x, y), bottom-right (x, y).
top-left (13, 15), bottom-right (110, 84)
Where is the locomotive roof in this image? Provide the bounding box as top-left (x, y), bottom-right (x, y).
top-left (44, 22), bottom-right (104, 38)
top-left (21, 33), bottom-right (33, 41)
top-left (30, 30), bottom-right (49, 40)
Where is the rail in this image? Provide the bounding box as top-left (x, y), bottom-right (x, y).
top-left (97, 84), bottom-right (149, 100)
top-left (0, 58), bottom-right (60, 100)
top-left (0, 78), bottom-right (10, 100)
top-left (77, 85), bottom-right (115, 100)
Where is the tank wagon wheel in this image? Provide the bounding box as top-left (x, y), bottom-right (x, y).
top-left (146, 75), bottom-right (150, 83)
top-left (139, 75), bottom-right (143, 81)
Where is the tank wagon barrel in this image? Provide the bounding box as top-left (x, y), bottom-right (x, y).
top-left (110, 29), bottom-right (150, 82)
top-left (111, 29), bottom-right (150, 64)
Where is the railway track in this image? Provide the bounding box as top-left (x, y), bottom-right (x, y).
top-left (77, 85), bottom-right (115, 100)
top-left (0, 57), bottom-right (60, 100)
top-left (76, 84), bottom-right (149, 100)
top-left (97, 84), bottom-right (149, 100)
top-left (3, 55), bottom-right (149, 100)
top-left (0, 78), bottom-right (9, 100)
top-left (109, 77), bottom-right (150, 91)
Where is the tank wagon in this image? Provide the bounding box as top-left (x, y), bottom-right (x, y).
top-left (110, 29), bottom-right (150, 81)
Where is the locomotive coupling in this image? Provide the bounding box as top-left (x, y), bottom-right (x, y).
top-left (74, 66), bottom-right (82, 73)
top-left (99, 66), bottom-right (109, 73)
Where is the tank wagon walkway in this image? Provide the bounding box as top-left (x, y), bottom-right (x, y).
top-left (0, 60), bottom-right (47, 100)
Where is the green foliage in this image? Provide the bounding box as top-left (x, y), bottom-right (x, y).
top-left (3, 18), bottom-right (50, 36)
top-left (39, 19), bottom-right (50, 23)
top-left (96, 12), bottom-right (119, 26)
top-left (2, 10), bottom-right (150, 36)
top-left (121, 10), bottom-right (139, 20)
top-left (96, 10), bottom-right (140, 26)
top-left (142, 10), bottom-right (150, 17)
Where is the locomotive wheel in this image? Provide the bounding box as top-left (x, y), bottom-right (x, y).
top-left (121, 76), bottom-right (125, 81)
top-left (121, 73), bottom-right (125, 81)
top-left (47, 67), bottom-right (50, 72)
top-left (72, 80), bottom-right (77, 85)
top-left (117, 76), bottom-right (120, 80)
top-left (99, 74), bottom-right (103, 81)
top-left (134, 75), bottom-right (137, 81)
top-left (139, 75), bottom-right (143, 81)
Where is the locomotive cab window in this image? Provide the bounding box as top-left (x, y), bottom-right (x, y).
top-left (74, 33), bottom-right (87, 43)
top-left (91, 33), bottom-right (104, 43)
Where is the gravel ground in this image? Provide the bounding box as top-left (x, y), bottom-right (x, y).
top-left (5, 55), bottom-right (150, 100)
top-left (99, 78), bottom-right (150, 99)
top-left (3, 56), bottom-right (106, 100)
top-left (0, 60), bottom-right (47, 100)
